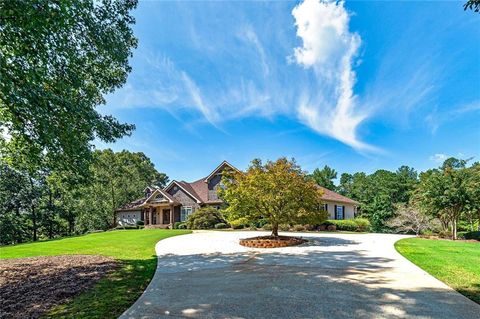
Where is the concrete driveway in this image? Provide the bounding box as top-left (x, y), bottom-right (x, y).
top-left (120, 231), bottom-right (480, 319)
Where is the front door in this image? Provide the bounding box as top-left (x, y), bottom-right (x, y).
top-left (163, 209), bottom-right (170, 224)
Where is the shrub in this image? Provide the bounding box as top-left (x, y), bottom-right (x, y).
top-left (421, 229), bottom-right (434, 237)
top-left (353, 218), bottom-right (370, 232)
top-left (214, 222), bottom-right (228, 229)
top-left (327, 225), bottom-right (337, 231)
top-left (186, 207), bottom-right (227, 229)
top-left (319, 219), bottom-right (370, 232)
top-left (438, 230), bottom-right (451, 239)
top-left (262, 224), bottom-right (272, 231)
top-left (292, 224), bottom-right (306, 232)
top-left (173, 222), bottom-right (186, 229)
top-left (230, 217), bottom-right (249, 229)
top-left (330, 220), bottom-right (357, 231)
top-left (115, 225), bottom-right (139, 230)
top-left (460, 231), bottom-right (480, 241)
top-left (304, 224), bottom-right (316, 231)
top-left (254, 219), bottom-right (269, 228)
top-left (136, 220), bottom-right (144, 226)
top-left (279, 224), bottom-right (290, 231)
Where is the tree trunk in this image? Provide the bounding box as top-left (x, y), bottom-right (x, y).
top-left (29, 177), bottom-right (38, 241)
top-left (31, 205), bottom-right (37, 241)
top-left (452, 218), bottom-right (457, 240)
top-left (68, 218), bottom-right (74, 235)
top-left (110, 180), bottom-right (117, 228)
top-left (271, 223), bottom-right (279, 237)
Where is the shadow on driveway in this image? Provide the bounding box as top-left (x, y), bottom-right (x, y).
top-left (121, 234), bottom-right (480, 319)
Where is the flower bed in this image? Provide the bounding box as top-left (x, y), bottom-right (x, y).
top-left (239, 235), bottom-right (307, 248)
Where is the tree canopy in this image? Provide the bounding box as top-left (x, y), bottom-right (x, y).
top-left (0, 149), bottom-right (167, 244)
top-left (220, 158), bottom-right (327, 236)
top-left (0, 0), bottom-right (138, 173)
top-left (415, 158), bottom-right (479, 239)
top-left (309, 165), bottom-right (337, 190)
top-left (337, 167), bottom-right (418, 231)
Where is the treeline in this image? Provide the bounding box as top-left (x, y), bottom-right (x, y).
top-left (310, 158), bottom-right (480, 238)
top-left (0, 150), bottom-right (167, 245)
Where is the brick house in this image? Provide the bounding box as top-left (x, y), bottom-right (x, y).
top-left (116, 161), bottom-right (359, 227)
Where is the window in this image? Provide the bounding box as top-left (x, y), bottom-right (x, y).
top-left (180, 206), bottom-right (193, 221)
top-left (336, 206), bottom-right (344, 220)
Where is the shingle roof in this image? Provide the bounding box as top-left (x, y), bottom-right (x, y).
top-left (116, 187), bottom-right (178, 211)
top-left (318, 186), bottom-right (359, 205)
top-left (117, 197), bottom-right (146, 211)
top-left (118, 162), bottom-right (359, 210)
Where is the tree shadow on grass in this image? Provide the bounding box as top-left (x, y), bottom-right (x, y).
top-left (0, 255), bottom-right (117, 319)
top-left (45, 257), bottom-right (159, 319)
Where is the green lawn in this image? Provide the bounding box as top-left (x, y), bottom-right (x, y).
top-left (395, 238), bottom-right (480, 304)
top-left (0, 229), bottom-right (191, 318)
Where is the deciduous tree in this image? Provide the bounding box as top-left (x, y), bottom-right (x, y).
top-left (221, 158), bottom-right (327, 237)
top-left (0, 0), bottom-right (138, 173)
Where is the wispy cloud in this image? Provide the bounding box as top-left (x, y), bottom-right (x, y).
top-left (105, 0), bottom-right (476, 155)
top-left (425, 100), bottom-right (480, 134)
top-left (291, 0), bottom-right (375, 152)
top-left (429, 153), bottom-right (448, 163)
top-left (239, 24), bottom-right (270, 77)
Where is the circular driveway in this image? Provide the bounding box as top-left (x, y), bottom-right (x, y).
top-left (120, 231), bottom-right (480, 319)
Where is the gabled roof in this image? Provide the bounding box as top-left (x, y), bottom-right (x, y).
top-left (143, 187), bottom-right (177, 204)
top-left (164, 161), bottom-right (240, 204)
top-left (117, 187), bottom-right (178, 211)
top-left (203, 160), bottom-right (239, 182)
top-left (318, 186), bottom-right (360, 205)
top-left (164, 180), bottom-right (203, 203)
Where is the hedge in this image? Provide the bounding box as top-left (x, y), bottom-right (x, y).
top-left (322, 218), bottom-right (370, 232)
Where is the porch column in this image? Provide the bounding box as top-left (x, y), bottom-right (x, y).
top-left (170, 204), bottom-right (174, 227)
top-left (149, 207), bottom-right (153, 225)
top-left (159, 207), bottom-right (164, 225)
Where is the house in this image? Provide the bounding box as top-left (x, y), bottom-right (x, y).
top-left (116, 161), bottom-right (359, 227)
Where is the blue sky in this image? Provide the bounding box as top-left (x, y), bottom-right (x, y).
top-left (98, 0), bottom-right (480, 182)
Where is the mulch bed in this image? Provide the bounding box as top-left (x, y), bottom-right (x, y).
top-left (239, 235), bottom-right (307, 248)
top-left (0, 255), bottom-right (118, 319)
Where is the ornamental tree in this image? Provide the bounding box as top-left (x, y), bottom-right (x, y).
top-left (387, 203), bottom-right (434, 236)
top-left (220, 158), bottom-right (327, 237)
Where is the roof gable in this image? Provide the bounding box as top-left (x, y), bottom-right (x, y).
top-left (164, 180), bottom-right (203, 203)
top-left (204, 160), bottom-right (239, 182)
top-left (144, 188), bottom-right (176, 204)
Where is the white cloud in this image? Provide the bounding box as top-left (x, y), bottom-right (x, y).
top-left (429, 153), bottom-right (448, 163)
top-left (105, 1), bottom-right (379, 152)
top-left (240, 24), bottom-right (270, 77)
top-left (291, 0), bottom-right (375, 151)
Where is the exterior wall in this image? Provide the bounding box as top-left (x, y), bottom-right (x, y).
top-left (167, 186), bottom-right (201, 211)
top-left (207, 174), bottom-right (222, 201)
top-left (323, 201), bottom-right (356, 220)
top-left (117, 210), bottom-right (141, 225)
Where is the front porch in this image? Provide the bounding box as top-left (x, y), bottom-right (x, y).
top-left (142, 204), bottom-right (177, 228)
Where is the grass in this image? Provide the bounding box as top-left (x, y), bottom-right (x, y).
top-left (395, 238), bottom-right (480, 304)
top-left (0, 229), bottom-right (191, 318)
